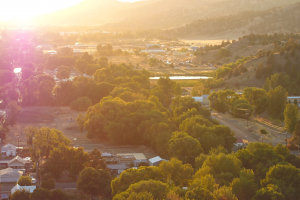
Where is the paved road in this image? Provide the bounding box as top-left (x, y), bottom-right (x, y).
top-left (212, 113), bottom-right (259, 142)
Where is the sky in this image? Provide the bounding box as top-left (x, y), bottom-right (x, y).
top-left (0, 0), bottom-right (140, 21)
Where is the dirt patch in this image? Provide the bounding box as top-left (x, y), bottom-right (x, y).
top-left (5, 106), bottom-right (158, 159)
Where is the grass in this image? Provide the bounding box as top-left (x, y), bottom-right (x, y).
top-left (174, 80), bottom-right (200, 87)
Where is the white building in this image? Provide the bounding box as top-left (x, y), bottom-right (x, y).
top-left (148, 156), bottom-right (166, 166)
top-left (1, 144), bottom-right (16, 157)
top-left (287, 96), bottom-right (300, 107)
top-left (11, 184), bottom-right (36, 194)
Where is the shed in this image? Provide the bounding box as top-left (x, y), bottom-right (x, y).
top-left (148, 156), bottom-right (166, 166)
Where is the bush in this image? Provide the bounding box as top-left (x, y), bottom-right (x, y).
top-left (260, 129), bottom-right (268, 135)
top-left (70, 96), bottom-right (92, 111)
top-left (18, 176), bottom-right (32, 186)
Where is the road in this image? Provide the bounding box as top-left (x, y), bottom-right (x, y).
top-left (212, 113), bottom-right (259, 142)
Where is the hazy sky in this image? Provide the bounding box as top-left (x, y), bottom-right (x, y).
top-left (0, 0), bottom-right (140, 21)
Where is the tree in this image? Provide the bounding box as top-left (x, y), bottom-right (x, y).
top-left (77, 167), bottom-right (109, 196)
top-left (18, 176), bottom-right (32, 186)
top-left (41, 174), bottom-right (55, 190)
top-left (75, 59), bottom-right (88, 74)
top-left (159, 158), bottom-right (193, 186)
top-left (230, 169), bottom-right (257, 200)
top-left (114, 180), bottom-right (169, 200)
top-left (70, 96), bottom-right (92, 111)
top-left (10, 189), bottom-right (30, 200)
top-left (87, 149), bottom-right (107, 169)
top-left (284, 103), bottom-right (299, 133)
top-left (51, 189), bottom-right (69, 200)
top-left (261, 164), bottom-right (300, 200)
top-left (128, 192), bottom-right (154, 200)
top-left (30, 188), bottom-right (52, 200)
top-left (291, 120), bottom-right (300, 145)
top-left (267, 86), bottom-right (287, 120)
top-left (6, 100), bottom-right (21, 126)
top-left (38, 80), bottom-right (55, 106)
top-left (56, 69), bottom-right (71, 80)
top-left (253, 185), bottom-right (285, 200)
top-left (213, 186), bottom-right (238, 200)
top-left (168, 132), bottom-right (203, 165)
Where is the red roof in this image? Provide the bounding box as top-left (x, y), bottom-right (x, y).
top-left (236, 138), bottom-right (244, 143)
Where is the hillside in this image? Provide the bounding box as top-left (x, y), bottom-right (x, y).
top-left (168, 2), bottom-right (300, 38)
top-left (31, 0), bottom-right (300, 29)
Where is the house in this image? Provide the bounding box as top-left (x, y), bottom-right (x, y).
top-left (1, 194), bottom-right (9, 200)
top-left (0, 168), bottom-right (23, 183)
top-left (287, 96), bottom-right (300, 108)
top-left (117, 153), bottom-right (148, 167)
top-left (8, 156), bottom-right (27, 169)
top-left (11, 184), bottom-right (36, 195)
top-left (148, 156), bottom-right (166, 166)
top-left (1, 144), bottom-right (16, 157)
top-left (235, 138), bottom-right (244, 147)
top-left (192, 95), bottom-right (209, 105)
top-left (107, 163), bottom-right (127, 175)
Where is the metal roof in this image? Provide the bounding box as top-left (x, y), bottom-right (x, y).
top-left (149, 156), bottom-right (166, 164)
top-left (107, 163), bottom-right (127, 170)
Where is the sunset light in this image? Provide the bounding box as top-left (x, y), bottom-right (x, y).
top-left (0, 0), bottom-right (84, 21)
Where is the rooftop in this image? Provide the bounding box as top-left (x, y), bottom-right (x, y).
top-left (117, 153), bottom-right (147, 161)
top-left (149, 156), bottom-right (166, 164)
top-left (107, 163), bottom-right (127, 170)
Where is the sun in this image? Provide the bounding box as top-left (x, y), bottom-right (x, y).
top-left (0, 0), bottom-right (84, 21)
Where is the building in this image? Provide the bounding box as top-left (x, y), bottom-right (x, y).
top-left (11, 184), bottom-right (36, 195)
top-left (141, 49), bottom-right (166, 54)
top-left (0, 168), bottom-right (23, 183)
top-left (148, 156), bottom-right (166, 166)
top-left (192, 95), bottom-right (209, 105)
top-left (116, 153), bottom-right (148, 167)
top-left (1, 194), bottom-right (9, 200)
top-left (1, 144), bottom-right (16, 157)
top-left (235, 138), bottom-right (244, 147)
top-left (287, 96), bottom-right (300, 107)
top-left (7, 156), bottom-right (27, 169)
top-left (107, 163), bottom-right (127, 175)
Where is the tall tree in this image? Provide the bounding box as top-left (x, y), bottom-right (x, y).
top-left (284, 103), bottom-right (299, 133)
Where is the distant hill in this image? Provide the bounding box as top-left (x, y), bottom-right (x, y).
top-left (168, 2), bottom-right (300, 38)
top-left (31, 0), bottom-right (300, 29)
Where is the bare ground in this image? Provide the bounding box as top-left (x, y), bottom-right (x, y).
top-left (4, 106), bottom-right (157, 159)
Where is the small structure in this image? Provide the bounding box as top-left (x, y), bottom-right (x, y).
top-left (0, 168), bottom-right (23, 183)
top-left (117, 153), bottom-right (148, 167)
top-left (1, 144), bottom-right (16, 157)
top-left (148, 156), bottom-right (166, 166)
top-left (235, 138), bottom-right (244, 147)
top-left (107, 163), bottom-right (127, 175)
top-left (11, 184), bottom-right (36, 195)
top-left (192, 95), bottom-right (209, 105)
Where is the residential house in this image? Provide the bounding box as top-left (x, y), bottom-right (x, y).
top-left (7, 156), bottom-right (27, 169)
top-left (1, 144), bottom-right (16, 157)
top-left (11, 184), bottom-right (36, 195)
top-left (0, 168), bottom-right (23, 183)
top-left (107, 163), bottom-right (127, 176)
top-left (116, 153), bottom-right (148, 167)
top-left (235, 138), bottom-right (244, 147)
top-left (148, 156), bottom-right (166, 166)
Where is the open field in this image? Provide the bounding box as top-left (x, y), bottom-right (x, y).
top-left (4, 106), bottom-right (157, 159)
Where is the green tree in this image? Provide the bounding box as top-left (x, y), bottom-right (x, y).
top-left (284, 103), bottom-right (299, 133)
top-left (87, 149), bottom-right (107, 170)
top-left (253, 185), bottom-right (285, 200)
top-left (291, 120), bottom-right (300, 145)
top-left (159, 158), bottom-right (193, 186)
top-left (213, 186), bottom-right (238, 200)
top-left (6, 100), bottom-right (21, 126)
top-left (70, 96), bottom-right (92, 111)
top-left (17, 176), bottom-right (32, 186)
top-left (51, 189), bottom-right (69, 200)
top-left (168, 132), bottom-right (203, 165)
top-left (267, 86), bottom-right (287, 120)
top-left (41, 174), bottom-right (55, 190)
top-left (230, 169), bottom-right (257, 200)
top-left (77, 167), bottom-right (111, 196)
top-left (30, 188), bottom-right (52, 200)
top-left (261, 164), bottom-right (300, 200)
top-left (10, 189), bottom-right (30, 200)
